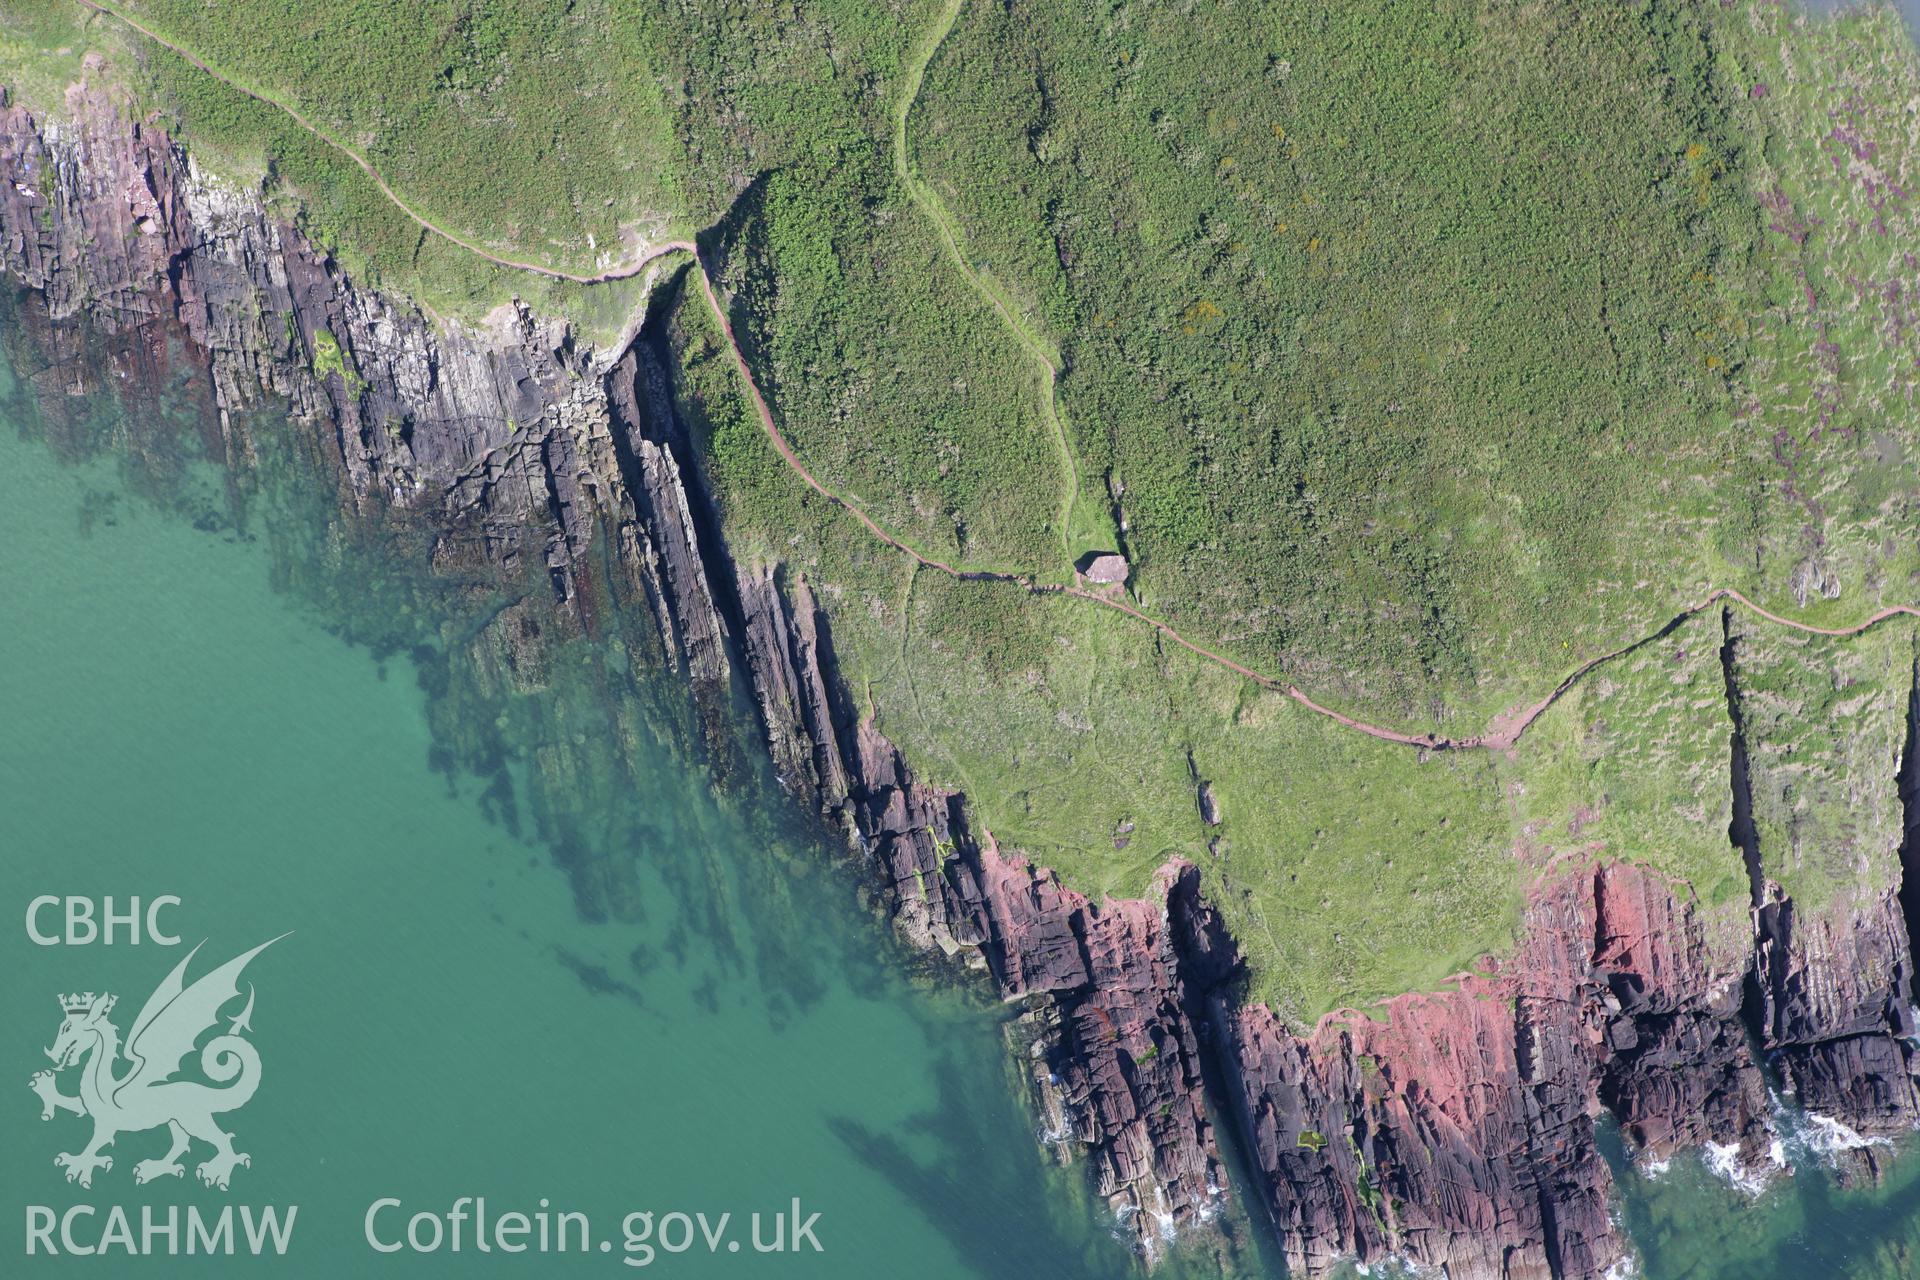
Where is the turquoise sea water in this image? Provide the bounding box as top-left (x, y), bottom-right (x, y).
top-left (0, 315), bottom-right (1275, 1277)
top-left (1599, 1123), bottom-right (1920, 1278)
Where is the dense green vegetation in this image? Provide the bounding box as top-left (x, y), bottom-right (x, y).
top-left (124, 0), bottom-right (682, 270)
top-left (642, 0), bottom-right (1068, 570)
top-left (0, 0), bottom-right (665, 338)
top-left (0, 1), bottom-right (92, 108)
top-left (1729, 5), bottom-right (1920, 625)
top-left (669, 264), bottom-right (1524, 1016)
top-left (1728, 615), bottom-right (1914, 915)
top-left (912, 0), bottom-right (1775, 727)
top-left (1508, 612), bottom-right (1752, 945)
top-left (7, 0), bottom-right (1920, 1018)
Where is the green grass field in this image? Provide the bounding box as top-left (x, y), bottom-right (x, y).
top-left (913, 0), bottom-right (1767, 727)
top-left (123, 0), bottom-right (683, 269)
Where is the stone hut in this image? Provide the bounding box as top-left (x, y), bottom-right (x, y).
top-left (1077, 551), bottom-right (1130, 585)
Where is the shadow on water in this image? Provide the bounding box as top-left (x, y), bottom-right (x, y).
top-left (825, 1082), bottom-right (1111, 1280)
top-left (826, 1051), bottom-right (1273, 1280)
top-left (0, 282), bottom-right (1157, 1277)
top-left (1599, 1120), bottom-right (1920, 1278)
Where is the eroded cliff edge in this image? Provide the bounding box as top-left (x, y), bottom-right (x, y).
top-left (6, 81), bottom-right (1920, 1279)
top-left (0, 79), bottom-right (1227, 1255)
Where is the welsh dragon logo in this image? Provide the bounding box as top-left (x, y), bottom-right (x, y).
top-left (28, 936), bottom-right (285, 1191)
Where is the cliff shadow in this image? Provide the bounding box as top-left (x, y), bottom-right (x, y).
top-left (1895, 659), bottom-right (1920, 1005)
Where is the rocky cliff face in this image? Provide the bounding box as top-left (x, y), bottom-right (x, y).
top-left (0, 78), bottom-right (711, 665)
top-left (734, 553), bottom-right (1920, 1276)
top-left (7, 78), bottom-right (1920, 1280)
top-left (0, 79), bottom-right (1219, 1255)
top-left (739, 567), bottom-right (1228, 1244)
top-left (1723, 612), bottom-right (1920, 1158)
top-left (1752, 891), bottom-right (1920, 1155)
top-left (1170, 857), bottom-right (1920, 1275)
top-left (1170, 864), bottom-right (1768, 1277)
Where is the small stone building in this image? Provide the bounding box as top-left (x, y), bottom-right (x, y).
top-left (1077, 551), bottom-right (1130, 585)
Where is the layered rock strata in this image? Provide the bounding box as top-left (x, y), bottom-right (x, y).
top-left (740, 548), bottom-right (1920, 1275)
top-left (1170, 864), bottom-right (1769, 1277)
top-left (0, 81), bottom-right (1217, 1252)
top-left (740, 567), bottom-right (1226, 1240)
